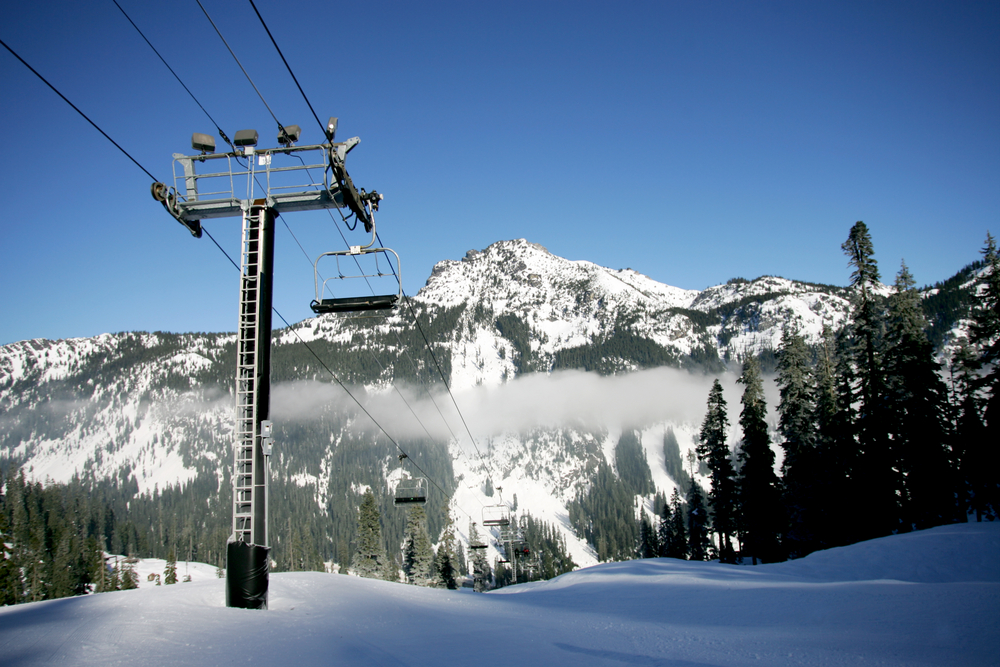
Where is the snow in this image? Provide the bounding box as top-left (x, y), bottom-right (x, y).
top-left (2, 523), bottom-right (996, 666)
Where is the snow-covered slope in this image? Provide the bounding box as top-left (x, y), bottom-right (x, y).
top-left (1, 522), bottom-right (997, 667)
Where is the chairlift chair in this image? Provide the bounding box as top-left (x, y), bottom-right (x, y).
top-left (482, 504), bottom-right (511, 527)
top-left (310, 206), bottom-right (401, 315)
top-left (393, 477), bottom-right (427, 506)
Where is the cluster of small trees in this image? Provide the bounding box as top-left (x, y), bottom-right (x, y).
top-left (352, 489), bottom-right (575, 591)
top-left (350, 489), bottom-right (466, 589)
top-left (640, 224), bottom-right (999, 564)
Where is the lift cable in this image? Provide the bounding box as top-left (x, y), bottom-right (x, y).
top-left (203, 222), bottom-right (476, 520)
top-left (0, 37), bottom-right (157, 182)
top-left (247, 0), bottom-right (325, 138)
top-left (236, 5), bottom-right (394, 294)
top-left (110, 0), bottom-right (280, 212)
top-left (372, 231), bottom-right (502, 486)
top-left (271, 307), bottom-right (477, 521)
top-left (111, 0), bottom-right (235, 151)
top-left (268, 209), bottom-right (461, 478)
top-left (401, 291), bottom-right (503, 485)
top-left (195, 0), bottom-right (293, 144)
top-left (137, 0), bottom-right (491, 517)
top-left (3, 33), bottom-right (480, 524)
top-left (187, 8), bottom-right (460, 491)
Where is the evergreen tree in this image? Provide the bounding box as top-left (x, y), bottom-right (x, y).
top-left (967, 233), bottom-right (1000, 519)
top-left (686, 482), bottom-right (710, 561)
top-left (884, 261), bottom-right (958, 529)
top-left (657, 499), bottom-right (673, 557)
top-left (810, 324), bottom-right (852, 550)
top-left (776, 327), bottom-right (819, 556)
top-left (468, 521), bottom-right (492, 592)
top-left (842, 221), bottom-right (895, 539)
top-left (108, 560), bottom-right (121, 591)
top-left (823, 326), bottom-right (862, 547)
top-left (89, 541), bottom-right (110, 594)
top-left (120, 561), bottom-right (138, 590)
top-left (383, 554), bottom-right (401, 583)
top-left (433, 515), bottom-right (458, 589)
top-left (637, 510), bottom-right (657, 559)
top-left (454, 541), bottom-right (468, 577)
top-left (50, 532), bottom-right (75, 599)
top-left (401, 505), bottom-right (434, 586)
top-left (951, 338), bottom-right (992, 520)
top-left (658, 488), bottom-right (687, 559)
top-left (668, 489), bottom-right (688, 559)
top-left (697, 379), bottom-right (738, 562)
top-left (351, 489), bottom-right (387, 579)
top-left (0, 510), bottom-right (23, 605)
top-left (737, 358), bottom-right (784, 563)
top-left (164, 547), bottom-right (178, 585)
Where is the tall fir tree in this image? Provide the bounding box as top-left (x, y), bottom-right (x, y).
top-left (697, 379), bottom-right (738, 563)
top-left (824, 325), bottom-right (862, 546)
top-left (88, 539), bottom-right (110, 594)
top-left (967, 233), bottom-right (1000, 519)
top-left (842, 221), bottom-right (896, 539)
top-left (884, 261), bottom-right (958, 529)
top-left (951, 338), bottom-right (991, 520)
top-left (686, 482), bottom-right (710, 561)
top-left (401, 505), bottom-right (435, 586)
top-left (49, 532), bottom-right (75, 599)
top-left (107, 561), bottom-right (120, 592)
top-left (433, 514), bottom-right (459, 590)
top-left (658, 488), bottom-right (688, 559)
top-left (737, 358), bottom-right (784, 563)
top-left (352, 489), bottom-right (387, 579)
top-left (637, 510), bottom-right (658, 559)
top-left (777, 327), bottom-right (819, 556)
top-left (810, 324), bottom-right (850, 550)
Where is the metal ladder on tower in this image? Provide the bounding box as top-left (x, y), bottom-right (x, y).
top-left (233, 205), bottom-right (261, 544)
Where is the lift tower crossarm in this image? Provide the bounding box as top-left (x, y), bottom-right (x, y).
top-left (151, 138), bottom-right (363, 231)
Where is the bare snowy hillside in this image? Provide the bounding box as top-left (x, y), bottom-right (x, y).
top-left (1, 522), bottom-right (997, 667)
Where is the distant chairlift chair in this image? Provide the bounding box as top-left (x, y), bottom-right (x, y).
top-left (482, 504), bottom-right (511, 527)
top-left (394, 477), bottom-right (428, 506)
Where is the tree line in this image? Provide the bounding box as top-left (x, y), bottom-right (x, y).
top-left (637, 224), bottom-right (998, 564)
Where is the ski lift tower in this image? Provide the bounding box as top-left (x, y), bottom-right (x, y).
top-left (152, 119), bottom-right (381, 609)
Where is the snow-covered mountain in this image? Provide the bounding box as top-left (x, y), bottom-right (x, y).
top-left (0, 239), bottom-right (976, 567)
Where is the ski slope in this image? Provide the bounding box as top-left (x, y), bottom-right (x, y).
top-left (1, 522), bottom-right (997, 666)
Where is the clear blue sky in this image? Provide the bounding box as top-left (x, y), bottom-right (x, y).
top-left (1, 0), bottom-right (997, 345)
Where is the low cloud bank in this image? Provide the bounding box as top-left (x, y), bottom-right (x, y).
top-left (271, 367), bottom-right (779, 442)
